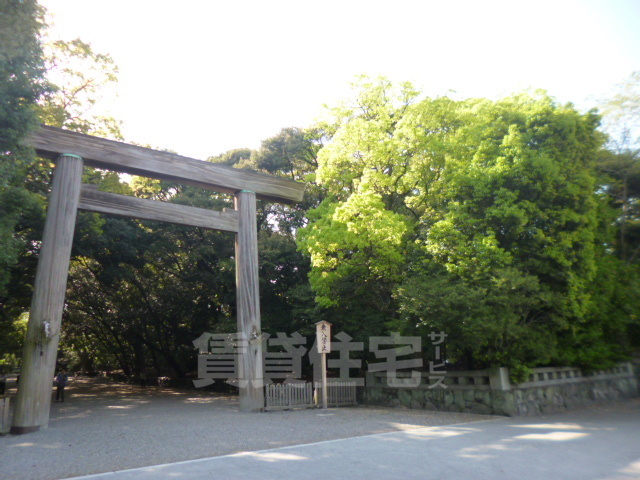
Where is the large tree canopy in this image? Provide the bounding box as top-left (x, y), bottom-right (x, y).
top-left (299, 77), bottom-right (627, 374)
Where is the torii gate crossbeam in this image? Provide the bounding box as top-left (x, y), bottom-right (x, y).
top-left (10, 126), bottom-right (305, 434)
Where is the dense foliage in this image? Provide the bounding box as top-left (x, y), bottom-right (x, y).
top-left (0, 0), bottom-right (49, 368)
top-left (1, 4), bottom-right (638, 380)
top-left (299, 77), bottom-right (640, 374)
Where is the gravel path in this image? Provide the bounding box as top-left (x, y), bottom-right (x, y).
top-left (0, 377), bottom-right (498, 480)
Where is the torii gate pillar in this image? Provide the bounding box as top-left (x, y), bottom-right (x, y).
top-left (11, 154), bottom-right (83, 434)
top-left (234, 190), bottom-right (264, 411)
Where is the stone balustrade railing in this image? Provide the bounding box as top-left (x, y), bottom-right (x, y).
top-left (363, 362), bottom-right (638, 416)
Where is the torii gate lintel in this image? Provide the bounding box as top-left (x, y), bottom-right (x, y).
top-left (10, 126), bottom-right (305, 434)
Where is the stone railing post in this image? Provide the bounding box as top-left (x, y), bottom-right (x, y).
top-left (489, 367), bottom-right (511, 391)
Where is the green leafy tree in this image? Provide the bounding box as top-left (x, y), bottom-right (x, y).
top-left (597, 149), bottom-right (640, 264)
top-left (1, 14), bottom-right (124, 370)
top-left (405, 94), bottom-right (605, 370)
top-left (0, 0), bottom-right (48, 296)
top-left (297, 77), bottom-right (423, 337)
top-left (599, 71), bottom-right (640, 154)
top-left (249, 126), bottom-right (325, 234)
top-left (592, 72), bottom-right (640, 357)
top-left (597, 72), bottom-right (640, 264)
top-left (301, 77), bottom-right (609, 370)
top-left (39, 38), bottom-right (122, 138)
top-left (0, 0), bottom-right (49, 367)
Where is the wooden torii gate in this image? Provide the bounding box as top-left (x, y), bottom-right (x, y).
top-left (10, 125), bottom-right (305, 434)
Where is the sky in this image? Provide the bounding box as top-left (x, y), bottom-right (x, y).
top-left (38, 0), bottom-right (640, 160)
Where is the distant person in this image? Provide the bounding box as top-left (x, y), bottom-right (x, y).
top-left (55, 370), bottom-right (68, 402)
top-left (140, 367), bottom-right (154, 388)
top-left (0, 373), bottom-right (6, 396)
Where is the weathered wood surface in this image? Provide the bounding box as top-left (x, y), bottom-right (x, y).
top-left (11, 155), bottom-right (83, 434)
top-left (234, 190), bottom-right (264, 411)
top-left (79, 185), bottom-right (239, 233)
top-left (27, 125), bottom-right (306, 203)
top-left (264, 383), bottom-right (314, 410)
top-left (264, 382), bottom-right (357, 410)
top-left (314, 381), bottom-right (357, 406)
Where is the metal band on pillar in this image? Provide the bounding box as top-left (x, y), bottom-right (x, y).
top-left (11, 154), bottom-right (84, 434)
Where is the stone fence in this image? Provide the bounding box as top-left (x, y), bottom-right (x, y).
top-left (362, 362), bottom-right (639, 416)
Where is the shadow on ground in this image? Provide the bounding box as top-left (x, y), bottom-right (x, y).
top-left (0, 376), bottom-right (498, 480)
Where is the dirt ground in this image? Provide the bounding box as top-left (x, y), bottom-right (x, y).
top-left (0, 376), bottom-right (498, 480)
